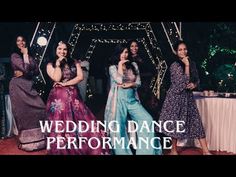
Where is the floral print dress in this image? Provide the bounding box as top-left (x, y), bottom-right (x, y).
top-left (46, 63), bottom-right (109, 155)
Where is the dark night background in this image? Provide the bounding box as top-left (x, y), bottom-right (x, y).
top-left (0, 22), bottom-right (236, 112)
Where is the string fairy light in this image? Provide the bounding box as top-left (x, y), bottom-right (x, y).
top-left (84, 38), bottom-right (152, 62)
top-left (68, 22), bottom-right (169, 99)
top-left (161, 22), bottom-right (182, 54)
top-left (201, 44), bottom-right (236, 75)
top-left (30, 22), bottom-right (56, 96)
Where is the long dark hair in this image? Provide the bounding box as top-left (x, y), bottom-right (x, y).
top-left (109, 43), bottom-right (137, 75)
top-left (49, 41), bottom-right (76, 70)
top-left (127, 39), bottom-right (139, 55)
top-left (173, 40), bottom-right (198, 83)
top-left (127, 39), bottom-right (143, 64)
top-left (11, 35), bottom-right (32, 58)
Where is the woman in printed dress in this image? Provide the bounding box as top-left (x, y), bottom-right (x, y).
top-left (46, 41), bottom-right (109, 155)
top-left (9, 35), bottom-right (46, 151)
top-left (159, 40), bottom-right (211, 155)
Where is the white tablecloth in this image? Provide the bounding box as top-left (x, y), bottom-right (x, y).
top-left (178, 92), bottom-right (236, 154)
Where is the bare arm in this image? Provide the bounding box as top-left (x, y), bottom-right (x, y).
top-left (46, 63), bottom-right (62, 82)
top-left (21, 47), bottom-right (29, 64)
top-left (182, 56), bottom-right (190, 76)
top-left (118, 62), bottom-right (124, 76)
top-left (185, 65), bottom-right (190, 76)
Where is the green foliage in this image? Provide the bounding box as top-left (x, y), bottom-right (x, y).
top-left (200, 23), bottom-right (236, 92)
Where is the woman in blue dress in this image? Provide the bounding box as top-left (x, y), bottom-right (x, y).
top-left (104, 43), bottom-right (162, 155)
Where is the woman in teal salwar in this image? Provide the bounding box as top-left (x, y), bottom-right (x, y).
top-left (104, 44), bottom-right (162, 155)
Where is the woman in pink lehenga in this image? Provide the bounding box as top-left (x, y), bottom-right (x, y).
top-left (46, 41), bottom-right (109, 155)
